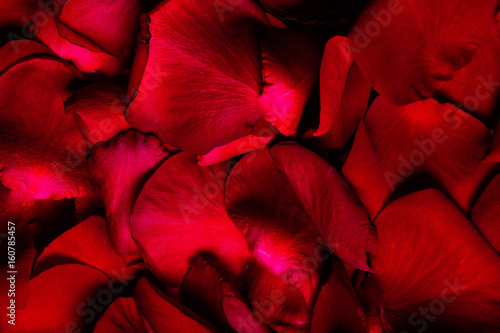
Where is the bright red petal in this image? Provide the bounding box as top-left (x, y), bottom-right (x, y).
top-left (372, 189), bottom-right (500, 332)
top-left (131, 152), bottom-right (251, 286)
top-left (350, 0), bottom-right (498, 105)
top-left (343, 96), bottom-right (496, 218)
top-left (89, 130), bottom-right (169, 263)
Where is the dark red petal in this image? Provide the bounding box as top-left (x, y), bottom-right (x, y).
top-left (483, 119), bottom-right (500, 163)
top-left (1, 264), bottom-right (109, 332)
top-left (471, 172), bottom-right (500, 252)
top-left (222, 280), bottom-right (272, 333)
top-left (350, 0), bottom-right (498, 105)
top-left (89, 130), bottom-right (168, 264)
top-left (33, 216), bottom-right (139, 279)
top-left (134, 278), bottom-right (216, 333)
top-left (436, 27), bottom-right (500, 120)
top-left (0, 40), bottom-right (55, 73)
top-left (181, 257), bottom-right (232, 331)
top-left (0, 51), bottom-right (93, 204)
top-left (0, 0), bottom-right (38, 27)
top-left (227, 143), bottom-right (376, 272)
top-left (311, 259), bottom-right (367, 333)
top-left (260, 29), bottom-right (324, 136)
top-left (343, 96), bottom-right (496, 218)
top-left (66, 82), bottom-right (132, 147)
top-left (131, 152), bottom-right (251, 287)
top-left (127, 0), bottom-right (322, 158)
top-left (57, 0), bottom-right (140, 57)
top-left (94, 298), bottom-right (149, 333)
top-left (315, 36), bottom-right (353, 136)
top-left (244, 260), bottom-right (311, 331)
top-left (371, 189), bottom-right (500, 332)
top-left (34, 17), bottom-right (113, 73)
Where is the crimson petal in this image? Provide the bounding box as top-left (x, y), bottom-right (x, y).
top-left (343, 96), bottom-right (497, 218)
top-left (370, 189), bottom-right (500, 332)
top-left (471, 171), bottom-right (500, 252)
top-left (94, 297), bottom-right (150, 333)
top-left (0, 49), bottom-right (93, 204)
top-left (89, 130), bottom-right (169, 264)
top-left (131, 152), bottom-right (251, 286)
top-left (226, 143), bottom-right (376, 272)
top-left (350, 0), bottom-right (498, 105)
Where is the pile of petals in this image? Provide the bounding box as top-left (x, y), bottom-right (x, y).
top-left (1, 0), bottom-right (500, 332)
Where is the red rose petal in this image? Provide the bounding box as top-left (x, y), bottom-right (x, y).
top-left (437, 27), bottom-right (500, 120)
top-left (89, 130), bottom-right (169, 264)
top-left (33, 216), bottom-right (140, 280)
top-left (134, 278), bottom-right (216, 333)
top-left (131, 152), bottom-right (251, 287)
top-left (343, 96), bottom-right (497, 218)
top-left (2, 264), bottom-right (110, 332)
top-left (471, 172), bottom-right (500, 252)
top-left (66, 82), bottom-right (132, 147)
top-left (371, 189), bottom-right (500, 332)
top-left (350, 0), bottom-right (498, 105)
top-left (0, 51), bottom-right (93, 204)
top-left (227, 143), bottom-right (376, 271)
top-left (57, 0), bottom-right (141, 57)
top-left (94, 298), bottom-right (150, 333)
top-left (483, 120), bottom-right (500, 163)
top-left (127, 0), bottom-right (321, 158)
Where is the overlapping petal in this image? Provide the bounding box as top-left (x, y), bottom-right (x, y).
top-left (472, 171), bottom-right (500, 252)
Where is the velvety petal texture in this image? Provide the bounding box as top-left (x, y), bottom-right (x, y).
top-left (370, 190), bottom-right (500, 332)
top-left (126, 0), bottom-right (322, 158)
top-left (93, 298), bottom-right (150, 333)
top-left (343, 96), bottom-right (497, 218)
top-left (0, 49), bottom-right (93, 204)
top-left (131, 152), bottom-right (251, 286)
top-left (89, 130), bottom-right (169, 263)
top-left (226, 143), bottom-right (376, 271)
top-left (350, 0), bottom-right (498, 105)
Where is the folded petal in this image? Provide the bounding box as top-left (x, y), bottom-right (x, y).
top-left (89, 130), bottom-right (169, 263)
top-left (436, 27), bottom-right (500, 120)
top-left (471, 171), bottom-right (500, 252)
top-left (350, 0), bottom-right (498, 105)
top-left (370, 189), bottom-right (500, 332)
top-left (57, 0), bottom-right (141, 57)
top-left (483, 119), bottom-right (500, 163)
top-left (33, 216), bottom-right (139, 280)
top-left (126, 0), bottom-right (322, 158)
top-left (226, 143), bottom-right (376, 272)
top-left (343, 96), bottom-right (497, 218)
top-left (0, 50), bottom-right (93, 203)
top-left (131, 152), bottom-right (251, 286)
top-left (94, 297), bottom-right (150, 333)
top-left (134, 278), bottom-right (216, 333)
top-left (66, 82), bottom-right (132, 147)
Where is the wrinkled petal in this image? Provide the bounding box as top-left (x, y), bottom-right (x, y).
top-left (343, 96), bottom-right (497, 218)
top-left (33, 216), bottom-right (140, 280)
top-left (126, 0), bottom-right (322, 157)
top-left (131, 152), bottom-right (251, 286)
top-left (66, 82), bottom-right (132, 147)
top-left (350, 0), bottom-right (498, 105)
top-left (89, 130), bottom-right (169, 264)
top-left (94, 298), bottom-right (151, 333)
top-left (226, 143), bottom-right (376, 272)
top-left (436, 27), bottom-right (500, 120)
top-left (0, 49), bottom-right (93, 204)
top-left (134, 278), bottom-right (216, 333)
top-left (471, 171), bottom-right (500, 252)
top-left (370, 189), bottom-right (500, 332)
top-left (1, 264), bottom-right (110, 332)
